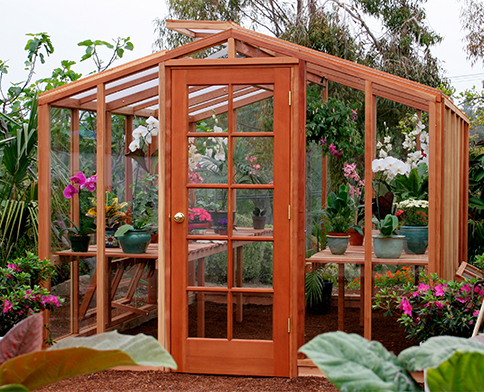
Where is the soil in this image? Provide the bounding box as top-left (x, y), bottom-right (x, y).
top-left (38, 300), bottom-right (415, 392)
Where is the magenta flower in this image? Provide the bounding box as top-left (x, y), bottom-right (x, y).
top-left (70, 172), bottom-right (87, 186)
top-left (63, 184), bottom-right (79, 199)
top-left (83, 174), bottom-right (97, 191)
top-left (7, 264), bottom-right (21, 272)
top-left (474, 309), bottom-right (480, 317)
top-left (400, 297), bottom-right (412, 316)
top-left (417, 283), bottom-right (430, 293)
top-left (434, 284), bottom-right (445, 297)
top-left (2, 300), bottom-right (13, 314)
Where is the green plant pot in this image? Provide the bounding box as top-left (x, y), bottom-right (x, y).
top-left (326, 234), bottom-right (350, 255)
top-left (399, 225), bottom-right (428, 254)
top-left (372, 235), bottom-right (404, 259)
top-left (69, 234), bottom-right (91, 253)
top-left (118, 229), bottom-right (151, 254)
top-left (252, 215), bottom-right (267, 230)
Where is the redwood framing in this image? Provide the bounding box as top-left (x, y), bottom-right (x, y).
top-left (38, 20), bottom-right (469, 377)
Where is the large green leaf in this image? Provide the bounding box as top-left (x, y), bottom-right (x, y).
top-left (299, 331), bottom-right (421, 392)
top-left (398, 336), bottom-right (484, 372)
top-left (426, 351), bottom-right (484, 392)
top-left (0, 331), bottom-right (177, 391)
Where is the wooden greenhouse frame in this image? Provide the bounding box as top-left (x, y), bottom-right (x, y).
top-left (38, 20), bottom-right (469, 377)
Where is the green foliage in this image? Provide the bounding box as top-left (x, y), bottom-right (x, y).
top-left (299, 331), bottom-right (421, 392)
top-left (374, 271), bottom-right (484, 342)
top-left (393, 165), bottom-right (429, 201)
top-left (78, 37), bottom-right (133, 72)
top-left (306, 93), bottom-right (362, 159)
top-left (305, 267), bottom-right (336, 308)
top-left (301, 331), bottom-right (484, 392)
top-left (323, 184), bottom-right (355, 233)
top-left (469, 144), bottom-right (484, 261)
top-left (373, 214), bottom-right (399, 237)
top-left (0, 329), bottom-right (176, 391)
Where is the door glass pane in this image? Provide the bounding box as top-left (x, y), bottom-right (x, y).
top-left (188, 85), bottom-right (229, 132)
top-left (232, 293), bottom-right (273, 340)
top-left (235, 189), bottom-right (273, 234)
top-left (235, 85), bottom-right (274, 133)
top-left (188, 242), bottom-right (228, 288)
top-left (189, 137), bottom-right (228, 184)
top-left (233, 137), bottom-right (273, 184)
top-left (233, 242), bottom-right (273, 289)
top-left (188, 291), bottom-right (227, 338)
top-left (188, 188), bottom-right (230, 236)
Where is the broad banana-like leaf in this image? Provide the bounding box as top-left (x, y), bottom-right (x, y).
top-left (0, 331), bottom-right (177, 391)
top-left (398, 336), bottom-right (484, 372)
top-left (299, 331), bottom-right (421, 392)
top-left (426, 351), bottom-right (484, 392)
top-left (0, 384), bottom-right (29, 391)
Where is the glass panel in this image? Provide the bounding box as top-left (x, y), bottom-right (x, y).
top-left (232, 293), bottom-right (273, 340)
top-left (188, 242), bottom-right (228, 288)
top-left (235, 189), bottom-right (273, 234)
top-left (188, 188), bottom-right (230, 235)
top-left (188, 85), bottom-right (229, 132)
top-left (235, 87), bottom-right (274, 133)
top-left (233, 242), bottom-right (273, 289)
top-left (188, 291), bottom-right (227, 338)
top-left (233, 137), bottom-right (273, 184)
top-left (189, 137), bottom-right (229, 184)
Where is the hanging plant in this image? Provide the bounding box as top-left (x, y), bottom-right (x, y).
top-left (306, 95), bottom-right (363, 160)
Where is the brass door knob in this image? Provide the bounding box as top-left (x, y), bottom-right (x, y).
top-left (174, 212), bottom-right (185, 223)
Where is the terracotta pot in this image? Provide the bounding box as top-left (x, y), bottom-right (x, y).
top-left (348, 228), bottom-right (364, 246)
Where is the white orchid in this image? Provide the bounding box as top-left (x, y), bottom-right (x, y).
top-left (383, 136), bottom-right (392, 144)
top-left (214, 125), bottom-right (223, 133)
top-left (379, 149), bottom-right (388, 158)
top-left (129, 139), bottom-right (141, 152)
top-left (129, 116), bottom-right (160, 152)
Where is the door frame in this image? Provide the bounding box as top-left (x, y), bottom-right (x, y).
top-left (167, 63), bottom-right (299, 377)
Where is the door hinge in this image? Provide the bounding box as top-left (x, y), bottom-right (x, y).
top-left (289, 91), bottom-right (292, 106)
top-left (288, 318), bottom-right (291, 333)
top-left (288, 205), bottom-right (291, 220)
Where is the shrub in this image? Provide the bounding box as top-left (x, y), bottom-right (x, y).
top-left (0, 253), bottom-right (62, 335)
top-left (374, 271), bottom-right (484, 342)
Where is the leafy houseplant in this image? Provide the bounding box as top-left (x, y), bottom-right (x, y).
top-left (63, 217), bottom-right (96, 252)
top-left (372, 213), bottom-right (404, 258)
top-left (217, 218), bottom-right (229, 235)
top-left (252, 206), bottom-right (267, 230)
top-left (323, 184), bottom-right (355, 255)
top-left (343, 162), bottom-right (365, 245)
top-left (305, 267), bottom-right (336, 315)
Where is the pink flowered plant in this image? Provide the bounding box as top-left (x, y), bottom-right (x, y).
top-left (188, 207), bottom-right (212, 223)
top-left (63, 172), bottom-right (97, 199)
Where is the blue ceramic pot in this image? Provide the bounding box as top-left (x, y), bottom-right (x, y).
top-left (399, 225), bottom-right (428, 254)
top-left (373, 235), bottom-right (404, 259)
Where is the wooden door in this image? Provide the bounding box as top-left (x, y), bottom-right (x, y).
top-left (171, 66), bottom-right (291, 376)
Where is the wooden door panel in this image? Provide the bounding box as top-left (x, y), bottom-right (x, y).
top-left (171, 66), bottom-right (291, 376)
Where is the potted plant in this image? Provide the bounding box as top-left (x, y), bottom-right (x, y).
top-left (188, 207), bottom-right (212, 234)
top-left (251, 206), bottom-right (267, 230)
top-left (305, 266), bottom-right (336, 315)
top-left (86, 191), bottom-right (129, 248)
top-left (396, 199), bottom-right (429, 254)
top-left (216, 218), bottom-right (229, 235)
top-left (323, 184), bottom-right (355, 255)
top-left (372, 214), bottom-right (404, 258)
top-left (62, 171), bottom-right (98, 251)
top-left (343, 163), bottom-right (365, 245)
top-left (64, 218), bottom-right (96, 253)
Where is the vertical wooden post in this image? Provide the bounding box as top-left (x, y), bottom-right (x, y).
top-left (70, 109), bottom-right (80, 334)
top-left (96, 84), bottom-right (108, 333)
top-left (364, 81), bottom-right (376, 340)
top-left (228, 38), bottom-right (236, 59)
top-left (125, 115), bottom-right (133, 202)
top-left (105, 112), bottom-right (112, 191)
top-left (158, 62), bottom-right (168, 350)
top-left (321, 78), bottom-right (329, 209)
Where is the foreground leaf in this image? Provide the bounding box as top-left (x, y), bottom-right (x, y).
top-left (426, 351), bottom-right (484, 392)
top-left (0, 331), bottom-right (176, 390)
top-left (0, 384), bottom-right (29, 391)
top-left (399, 336), bottom-right (484, 372)
top-left (299, 331), bottom-right (421, 392)
top-left (0, 314), bottom-right (43, 365)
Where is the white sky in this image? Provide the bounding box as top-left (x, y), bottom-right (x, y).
top-left (1, 0), bottom-right (483, 102)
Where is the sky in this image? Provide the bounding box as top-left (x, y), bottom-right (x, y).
top-left (1, 0), bottom-right (483, 103)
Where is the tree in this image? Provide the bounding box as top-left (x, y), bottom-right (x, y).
top-left (461, 0), bottom-right (484, 67)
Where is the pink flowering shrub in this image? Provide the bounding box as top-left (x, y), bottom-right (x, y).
top-left (188, 207), bottom-right (212, 223)
top-left (0, 253), bottom-right (63, 335)
top-left (374, 271), bottom-right (484, 342)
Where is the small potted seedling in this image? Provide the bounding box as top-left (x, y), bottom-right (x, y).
top-left (252, 206), bottom-right (267, 230)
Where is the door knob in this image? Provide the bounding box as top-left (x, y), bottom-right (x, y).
top-left (174, 212), bottom-right (185, 223)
